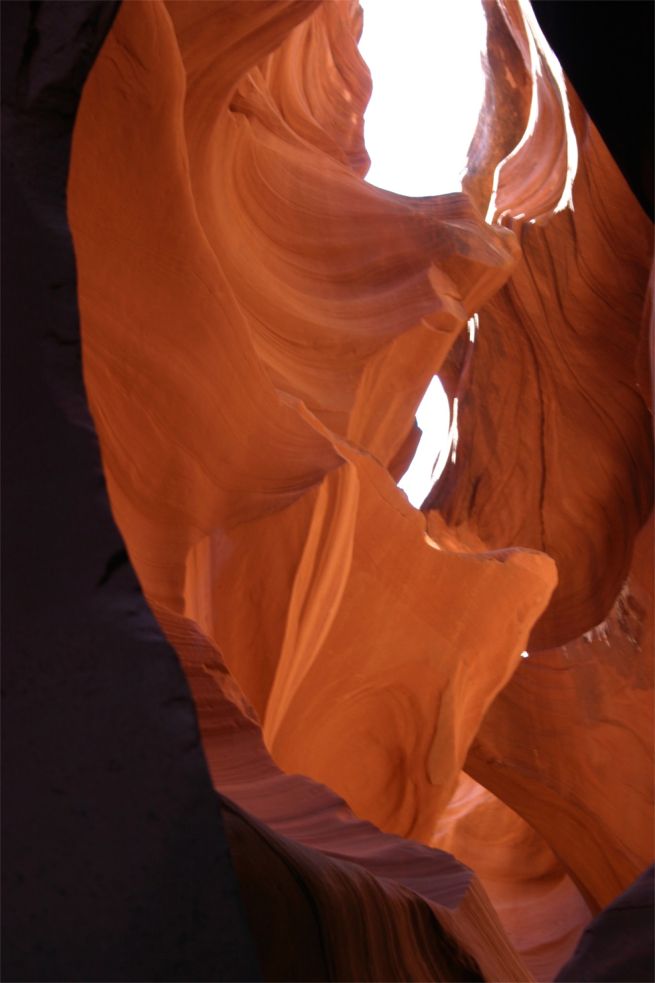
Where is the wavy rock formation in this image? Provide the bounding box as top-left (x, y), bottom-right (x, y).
top-left (4, 0), bottom-right (652, 980)
top-left (67, 0), bottom-right (653, 978)
top-left (68, 1), bottom-right (558, 976)
top-left (467, 516), bottom-right (654, 912)
top-left (432, 773), bottom-right (591, 982)
top-left (430, 0), bottom-right (653, 651)
top-left (155, 602), bottom-right (530, 981)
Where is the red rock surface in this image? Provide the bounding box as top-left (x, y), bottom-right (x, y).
top-left (467, 516), bottom-right (654, 914)
top-left (65, 0), bottom-right (653, 979)
top-left (432, 773), bottom-right (591, 983)
top-left (155, 602), bottom-right (529, 981)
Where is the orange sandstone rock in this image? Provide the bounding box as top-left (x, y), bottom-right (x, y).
top-left (66, 0), bottom-right (653, 979)
top-left (433, 773), bottom-right (590, 982)
top-left (155, 602), bottom-right (532, 981)
top-left (71, 0), bottom-right (554, 843)
top-left (430, 1), bottom-right (653, 650)
top-left (467, 516), bottom-right (654, 915)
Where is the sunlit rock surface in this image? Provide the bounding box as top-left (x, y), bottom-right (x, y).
top-left (5, 0), bottom-right (651, 980)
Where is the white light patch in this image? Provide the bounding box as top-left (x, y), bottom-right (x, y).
top-left (520, 650), bottom-right (529, 658)
top-left (356, 6), bottom-right (489, 508)
top-left (358, 0), bottom-right (487, 197)
top-left (467, 312), bottom-right (479, 342)
top-left (398, 376), bottom-right (451, 507)
top-left (449, 396), bottom-right (459, 464)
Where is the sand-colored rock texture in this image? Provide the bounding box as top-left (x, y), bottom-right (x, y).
top-left (60, 0), bottom-right (653, 979)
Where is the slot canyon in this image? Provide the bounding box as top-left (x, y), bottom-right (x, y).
top-left (2, 1), bottom-right (653, 981)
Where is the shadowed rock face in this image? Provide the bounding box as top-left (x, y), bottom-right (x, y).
top-left (555, 864), bottom-right (655, 983)
top-left (1, 3), bottom-right (259, 981)
top-left (3, 1), bottom-right (653, 982)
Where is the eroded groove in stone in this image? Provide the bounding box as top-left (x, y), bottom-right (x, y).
top-left (61, 0), bottom-right (654, 980)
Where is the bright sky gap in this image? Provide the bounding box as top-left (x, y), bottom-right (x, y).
top-left (358, 0), bottom-right (487, 507)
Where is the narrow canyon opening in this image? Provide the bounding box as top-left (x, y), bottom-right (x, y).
top-left (358, 0), bottom-right (487, 505)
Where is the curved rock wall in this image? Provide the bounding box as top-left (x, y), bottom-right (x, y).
top-left (59, 0), bottom-right (654, 980)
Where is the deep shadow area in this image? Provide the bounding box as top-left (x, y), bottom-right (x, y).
top-left (1, 4), bottom-right (259, 979)
top-left (533, 0), bottom-right (654, 219)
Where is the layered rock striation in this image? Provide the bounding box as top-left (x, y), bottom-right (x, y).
top-left (4, 0), bottom-right (653, 980)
